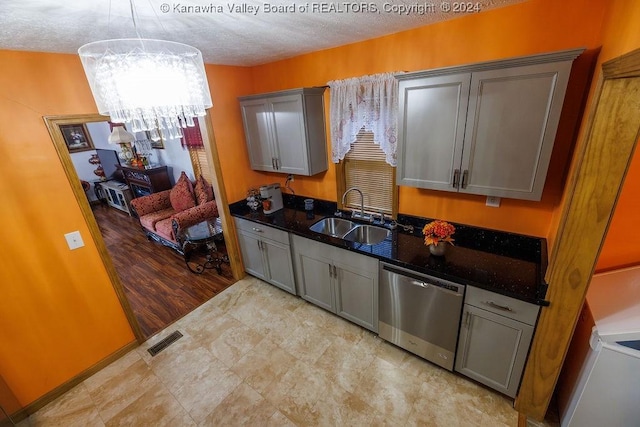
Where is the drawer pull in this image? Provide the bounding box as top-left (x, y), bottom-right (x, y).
top-left (252, 227), bottom-right (263, 232)
top-left (484, 300), bottom-right (513, 312)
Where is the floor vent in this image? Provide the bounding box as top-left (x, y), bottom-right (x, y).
top-left (147, 331), bottom-right (183, 356)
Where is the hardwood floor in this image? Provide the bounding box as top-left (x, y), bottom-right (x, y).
top-left (92, 203), bottom-right (236, 338)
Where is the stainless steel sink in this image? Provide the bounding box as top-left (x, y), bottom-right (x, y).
top-left (309, 217), bottom-right (357, 238)
top-left (343, 224), bottom-right (391, 245)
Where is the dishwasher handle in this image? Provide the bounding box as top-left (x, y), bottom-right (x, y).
top-left (382, 263), bottom-right (464, 296)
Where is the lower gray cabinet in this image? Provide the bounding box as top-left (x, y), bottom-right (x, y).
top-left (291, 235), bottom-right (378, 332)
top-left (234, 217), bottom-right (296, 295)
top-left (455, 286), bottom-right (539, 397)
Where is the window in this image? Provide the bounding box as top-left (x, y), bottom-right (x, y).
top-left (337, 129), bottom-right (397, 217)
top-left (188, 146), bottom-right (212, 183)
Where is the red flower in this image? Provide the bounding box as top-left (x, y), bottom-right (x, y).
top-left (422, 220), bottom-right (455, 246)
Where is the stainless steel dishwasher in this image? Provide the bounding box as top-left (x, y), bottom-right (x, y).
top-left (379, 262), bottom-right (465, 371)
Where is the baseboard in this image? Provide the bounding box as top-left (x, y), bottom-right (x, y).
top-left (19, 340), bottom-right (138, 418)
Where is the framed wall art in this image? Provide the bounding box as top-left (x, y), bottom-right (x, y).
top-left (60, 124), bottom-right (94, 153)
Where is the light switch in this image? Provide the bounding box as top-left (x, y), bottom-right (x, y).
top-left (64, 231), bottom-right (84, 250)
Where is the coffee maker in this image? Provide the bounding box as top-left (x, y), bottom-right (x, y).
top-left (259, 183), bottom-right (283, 214)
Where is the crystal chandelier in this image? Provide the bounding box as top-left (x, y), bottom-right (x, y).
top-left (78, 37), bottom-right (212, 140)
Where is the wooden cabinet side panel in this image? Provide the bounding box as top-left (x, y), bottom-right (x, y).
top-left (302, 93), bottom-right (329, 175)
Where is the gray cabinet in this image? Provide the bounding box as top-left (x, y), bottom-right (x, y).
top-left (397, 49), bottom-right (583, 201)
top-left (239, 88), bottom-right (328, 176)
top-left (234, 217), bottom-right (296, 295)
top-left (291, 235), bottom-right (378, 332)
top-left (455, 286), bottom-right (539, 397)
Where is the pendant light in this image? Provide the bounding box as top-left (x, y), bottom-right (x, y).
top-left (78, 1), bottom-right (212, 140)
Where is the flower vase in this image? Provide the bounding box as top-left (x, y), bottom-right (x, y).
top-left (429, 242), bottom-right (447, 256)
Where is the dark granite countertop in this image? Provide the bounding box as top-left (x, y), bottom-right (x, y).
top-left (230, 194), bottom-right (549, 306)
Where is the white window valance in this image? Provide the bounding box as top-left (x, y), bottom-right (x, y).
top-left (328, 72), bottom-right (399, 166)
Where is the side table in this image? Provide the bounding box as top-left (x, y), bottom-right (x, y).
top-left (178, 218), bottom-right (229, 274)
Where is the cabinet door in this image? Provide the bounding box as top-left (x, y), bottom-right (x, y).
top-left (334, 251), bottom-right (378, 332)
top-left (262, 238), bottom-right (296, 295)
top-left (270, 94), bottom-right (309, 175)
top-left (455, 304), bottom-right (534, 397)
top-left (460, 61), bottom-right (572, 200)
top-left (291, 236), bottom-right (334, 312)
top-left (240, 98), bottom-right (276, 172)
top-left (236, 229), bottom-right (267, 280)
top-left (397, 73), bottom-right (470, 191)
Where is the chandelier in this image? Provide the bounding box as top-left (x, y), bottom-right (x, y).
top-left (78, 38), bottom-right (212, 140)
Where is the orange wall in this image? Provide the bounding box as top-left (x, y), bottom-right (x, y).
top-left (592, 0), bottom-right (640, 271)
top-left (0, 51), bottom-right (136, 405)
top-left (0, 52), bottom-right (252, 406)
top-left (233, 0), bottom-right (607, 237)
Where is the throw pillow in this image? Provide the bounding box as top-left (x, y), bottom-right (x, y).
top-left (170, 172), bottom-right (196, 211)
top-left (194, 175), bottom-right (215, 205)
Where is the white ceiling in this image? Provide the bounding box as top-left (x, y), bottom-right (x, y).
top-left (0, 0), bottom-right (525, 66)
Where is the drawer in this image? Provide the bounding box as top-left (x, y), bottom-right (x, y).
top-left (234, 217), bottom-right (290, 245)
top-left (465, 286), bottom-right (539, 326)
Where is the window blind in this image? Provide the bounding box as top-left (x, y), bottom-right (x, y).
top-left (342, 130), bottom-right (396, 215)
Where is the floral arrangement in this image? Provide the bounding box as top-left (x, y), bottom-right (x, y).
top-left (422, 220), bottom-right (456, 246)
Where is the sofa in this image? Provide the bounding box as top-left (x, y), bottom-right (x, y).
top-left (130, 172), bottom-right (218, 253)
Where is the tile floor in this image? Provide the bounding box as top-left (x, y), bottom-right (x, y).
top-left (26, 277), bottom-right (552, 426)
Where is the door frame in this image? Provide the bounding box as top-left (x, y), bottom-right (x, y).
top-left (44, 111), bottom-right (244, 343)
top-left (515, 48), bottom-right (640, 420)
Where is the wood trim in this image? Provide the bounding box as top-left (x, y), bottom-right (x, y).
top-left (200, 110), bottom-right (245, 280)
top-left (20, 340), bottom-right (137, 417)
top-left (514, 49), bottom-right (640, 420)
top-left (602, 47), bottom-right (640, 78)
top-left (43, 114), bottom-right (145, 342)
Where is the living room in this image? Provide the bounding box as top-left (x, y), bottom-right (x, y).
top-left (2, 0), bottom-right (640, 424)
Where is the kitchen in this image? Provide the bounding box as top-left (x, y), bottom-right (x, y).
top-left (225, 21), bottom-right (640, 422)
top-left (230, 48), bottom-right (569, 401)
top-left (2, 0), bottom-right (640, 424)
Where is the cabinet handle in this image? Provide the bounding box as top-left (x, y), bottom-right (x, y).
top-left (329, 264), bottom-right (333, 278)
top-left (465, 311), bottom-right (471, 327)
top-left (333, 265), bottom-right (337, 277)
top-left (275, 158), bottom-right (280, 170)
top-left (461, 170), bottom-right (469, 189)
top-left (252, 227), bottom-right (263, 232)
top-left (484, 300), bottom-right (513, 312)
top-left (271, 158), bottom-right (276, 169)
top-left (453, 169), bottom-right (460, 188)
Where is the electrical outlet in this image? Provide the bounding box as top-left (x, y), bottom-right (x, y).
top-left (486, 196), bottom-right (501, 208)
top-left (64, 231), bottom-right (84, 250)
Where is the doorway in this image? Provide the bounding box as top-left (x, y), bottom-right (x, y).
top-left (44, 113), bottom-right (244, 341)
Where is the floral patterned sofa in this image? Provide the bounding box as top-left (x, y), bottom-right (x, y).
top-left (130, 172), bottom-right (218, 253)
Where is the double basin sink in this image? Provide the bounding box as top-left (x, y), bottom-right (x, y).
top-left (309, 217), bottom-right (391, 245)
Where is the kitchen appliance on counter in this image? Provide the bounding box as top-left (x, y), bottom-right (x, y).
top-left (379, 262), bottom-right (465, 371)
top-left (260, 183), bottom-right (283, 214)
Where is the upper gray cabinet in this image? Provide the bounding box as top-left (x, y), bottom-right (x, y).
top-left (239, 87), bottom-right (328, 176)
top-left (396, 49), bottom-right (583, 201)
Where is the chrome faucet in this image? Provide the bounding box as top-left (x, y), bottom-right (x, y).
top-left (341, 187), bottom-right (371, 221)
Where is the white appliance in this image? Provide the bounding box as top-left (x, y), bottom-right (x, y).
top-left (259, 183), bottom-right (283, 214)
top-left (560, 265), bottom-right (640, 427)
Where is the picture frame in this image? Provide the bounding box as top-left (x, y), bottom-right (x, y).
top-left (60, 124), bottom-right (94, 153)
top-left (146, 131), bottom-right (165, 149)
